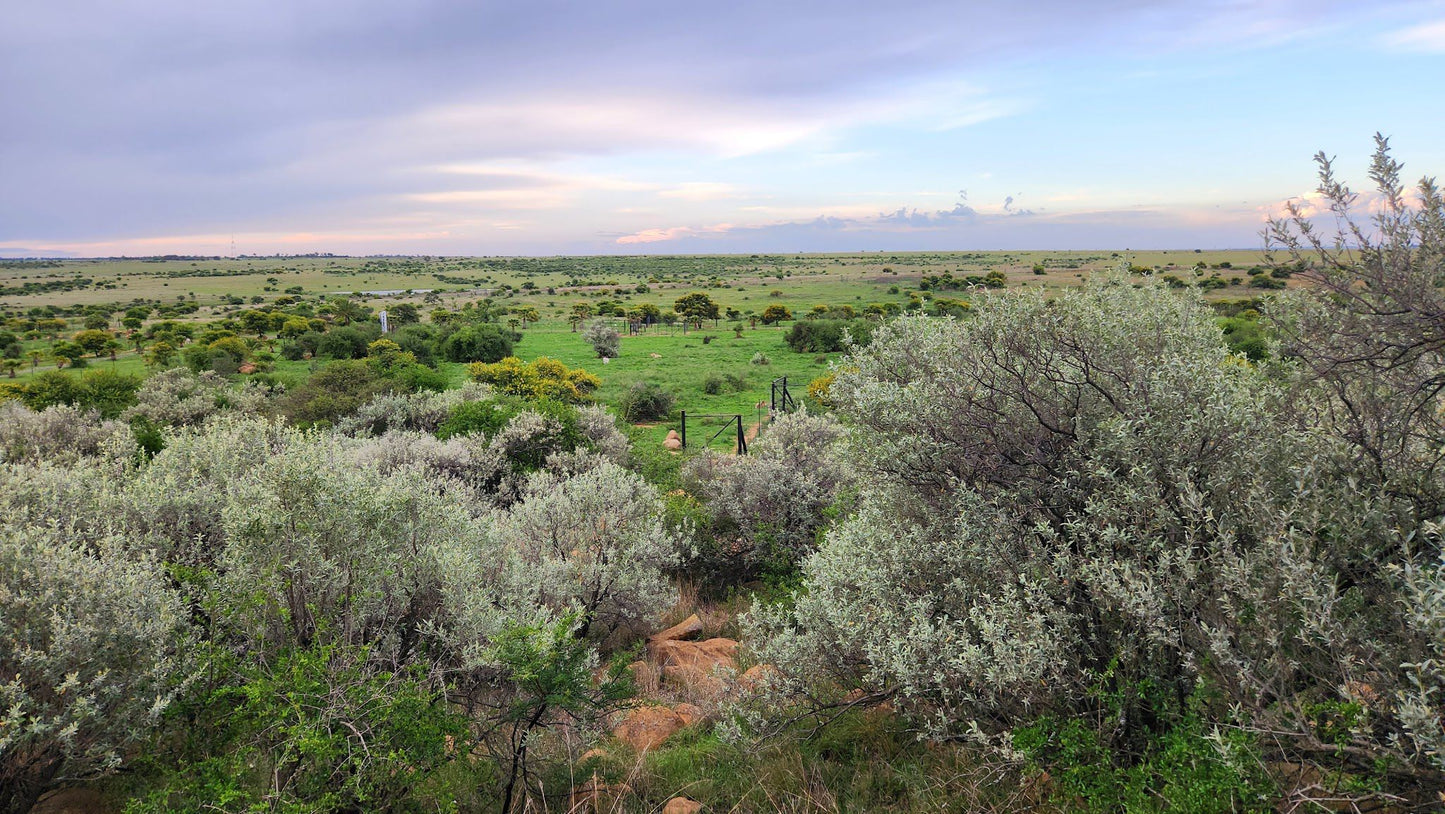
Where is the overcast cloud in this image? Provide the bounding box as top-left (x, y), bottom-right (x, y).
top-left (3, 0), bottom-right (1442, 255)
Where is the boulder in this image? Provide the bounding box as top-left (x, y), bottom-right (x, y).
top-left (672, 702), bottom-right (709, 727)
top-left (663, 664), bottom-right (727, 698)
top-left (664, 430), bottom-right (683, 450)
top-left (612, 705), bottom-right (687, 752)
top-left (650, 637), bottom-right (738, 672)
top-left (626, 659), bottom-right (659, 693)
top-left (650, 613), bottom-right (704, 643)
top-left (663, 797), bottom-right (704, 814)
top-left (578, 747), bottom-right (607, 765)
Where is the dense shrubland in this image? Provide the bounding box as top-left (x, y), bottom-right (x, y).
top-left (741, 139), bottom-right (1445, 808)
top-left (2, 141), bottom-right (1443, 812)
top-left (0, 380), bottom-right (676, 812)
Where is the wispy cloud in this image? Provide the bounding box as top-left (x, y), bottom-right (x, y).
top-left (1380, 18), bottom-right (1445, 52)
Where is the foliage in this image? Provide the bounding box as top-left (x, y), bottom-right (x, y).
top-left (684, 409), bottom-right (849, 577)
top-left (1265, 135), bottom-right (1445, 779)
top-left (477, 614), bottom-right (634, 812)
top-left (747, 274), bottom-right (1442, 801)
top-left (783, 319), bottom-right (874, 353)
top-left (0, 402), bottom-right (133, 465)
top-left (582, 317), bottom-right (621, 358)
top-left (1013, 693), bottom-right (1275, 813)
top-left (124, 367), bottom-right (272, 428)
top-left (127, 644), bottom-right (467, 814)
top-left (759, 304), bottom-right (793, 325)
top-left (440, 322), bottom-right (516, 364)
top-left (0, 524), bottom-right (189, 814)
top-left (467, 356), bottom-right (599, 404)
top-left (315, 326), bottom-right (373, 360)
top-left (673, 292), bottom-right (720, 326)
top-left (499, 463), bottom-right (685, 639)
top-left (334, 382), bottom-right (491, 437)
top-left (12, 368), bottom-right (142, 418)
top-left (617, 380), bottom-right (675, 422)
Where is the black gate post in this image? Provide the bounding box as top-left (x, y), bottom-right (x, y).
top-left (736, 415), bottom-right (747, 455)
top-left (680, 410), bottom-right (686, 448)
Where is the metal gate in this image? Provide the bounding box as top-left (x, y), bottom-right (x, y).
top-left (678, 411), bottom-right (748, 455)
top-left (770, 376), bottom-right (798, 414)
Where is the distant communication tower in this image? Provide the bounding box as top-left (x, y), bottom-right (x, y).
top-left (230, 235), bottom-right (236, 258)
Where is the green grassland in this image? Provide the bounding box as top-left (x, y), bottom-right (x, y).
top-left (0, 250), bottom-right (1278, 449)
top-left (0, 249), bottom-right (1275, 312)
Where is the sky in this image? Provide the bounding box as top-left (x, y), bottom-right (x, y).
top-left (3, 0), bottom-right (1444, 257)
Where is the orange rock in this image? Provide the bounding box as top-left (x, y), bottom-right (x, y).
top-left (627, 660), bottom-right (658, 693)
top-left (663, 664), bottom-right (727, 698)
top-left (672, 702), bottom-right (709, 727)
top-left (612, 705), bottom-right (687, 752)
top-left (578, 747), bottom-right (606, 765)
top-left (651, 613), bottom-right (704, 643)
top-left (650, 637), bottom-right (737, 672)
top-left (663, 797), bottom-right (704, 814)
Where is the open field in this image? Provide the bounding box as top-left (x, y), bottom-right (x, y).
top-left (0, 249), bottom-right (1278, 313)
top-left (0, 250), bottom-right (1280, 449)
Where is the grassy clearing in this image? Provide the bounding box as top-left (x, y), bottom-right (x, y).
top-left (509, 324), bottom-right (835, 449)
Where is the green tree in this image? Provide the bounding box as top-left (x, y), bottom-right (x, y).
top-left (72, 329), bottom-right (111, 357)
top-left (673, 292), bottom-right (720, 328)
top-left (440, 323), bottom-right (515, 364)
top-left (759, 304), bottom-right (793, 325)
top-left (146, 340), bottom-right (177, 368)
top-left (51, 340), bottom-right (86, 369)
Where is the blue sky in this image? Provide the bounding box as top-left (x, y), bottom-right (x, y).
top-left (3, 0), bottom-right (1443, 257)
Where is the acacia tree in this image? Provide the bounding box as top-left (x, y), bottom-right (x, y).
top-left (673, 292), bottom-right (720, 328)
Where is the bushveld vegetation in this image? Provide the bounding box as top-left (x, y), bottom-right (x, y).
top-left (2, 141), bottom-right (1444, 812)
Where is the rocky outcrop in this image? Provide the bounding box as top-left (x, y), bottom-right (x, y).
top-left (612, 705), bottom-right (689, 752)
top-left (650, 613), bottom-right (704, 643)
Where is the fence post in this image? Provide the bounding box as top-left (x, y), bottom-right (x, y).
top-left (680, 411), bottom-right (686, 449)
top-left (736, 415), bottom-right (746, 455)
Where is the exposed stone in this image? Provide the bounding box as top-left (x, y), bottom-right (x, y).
top-left (650, 637), bottom-right (737, 672)
top-left (650, 613), bottom-right (704, 643)
top-left (664, 429), bottom-right (683, 450)
top-left (672, 702), bottom-right (709, 727)
top-left (627, 659), bottom-right (659, 693)
top-left (663, 797), bottom-right (704, 814)
top-left (664, 664), bottom-right (727, 698)
top-left (578, 747), bottom-right (607, 765)
top-left (612, 705), bottom-right (687, 752)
